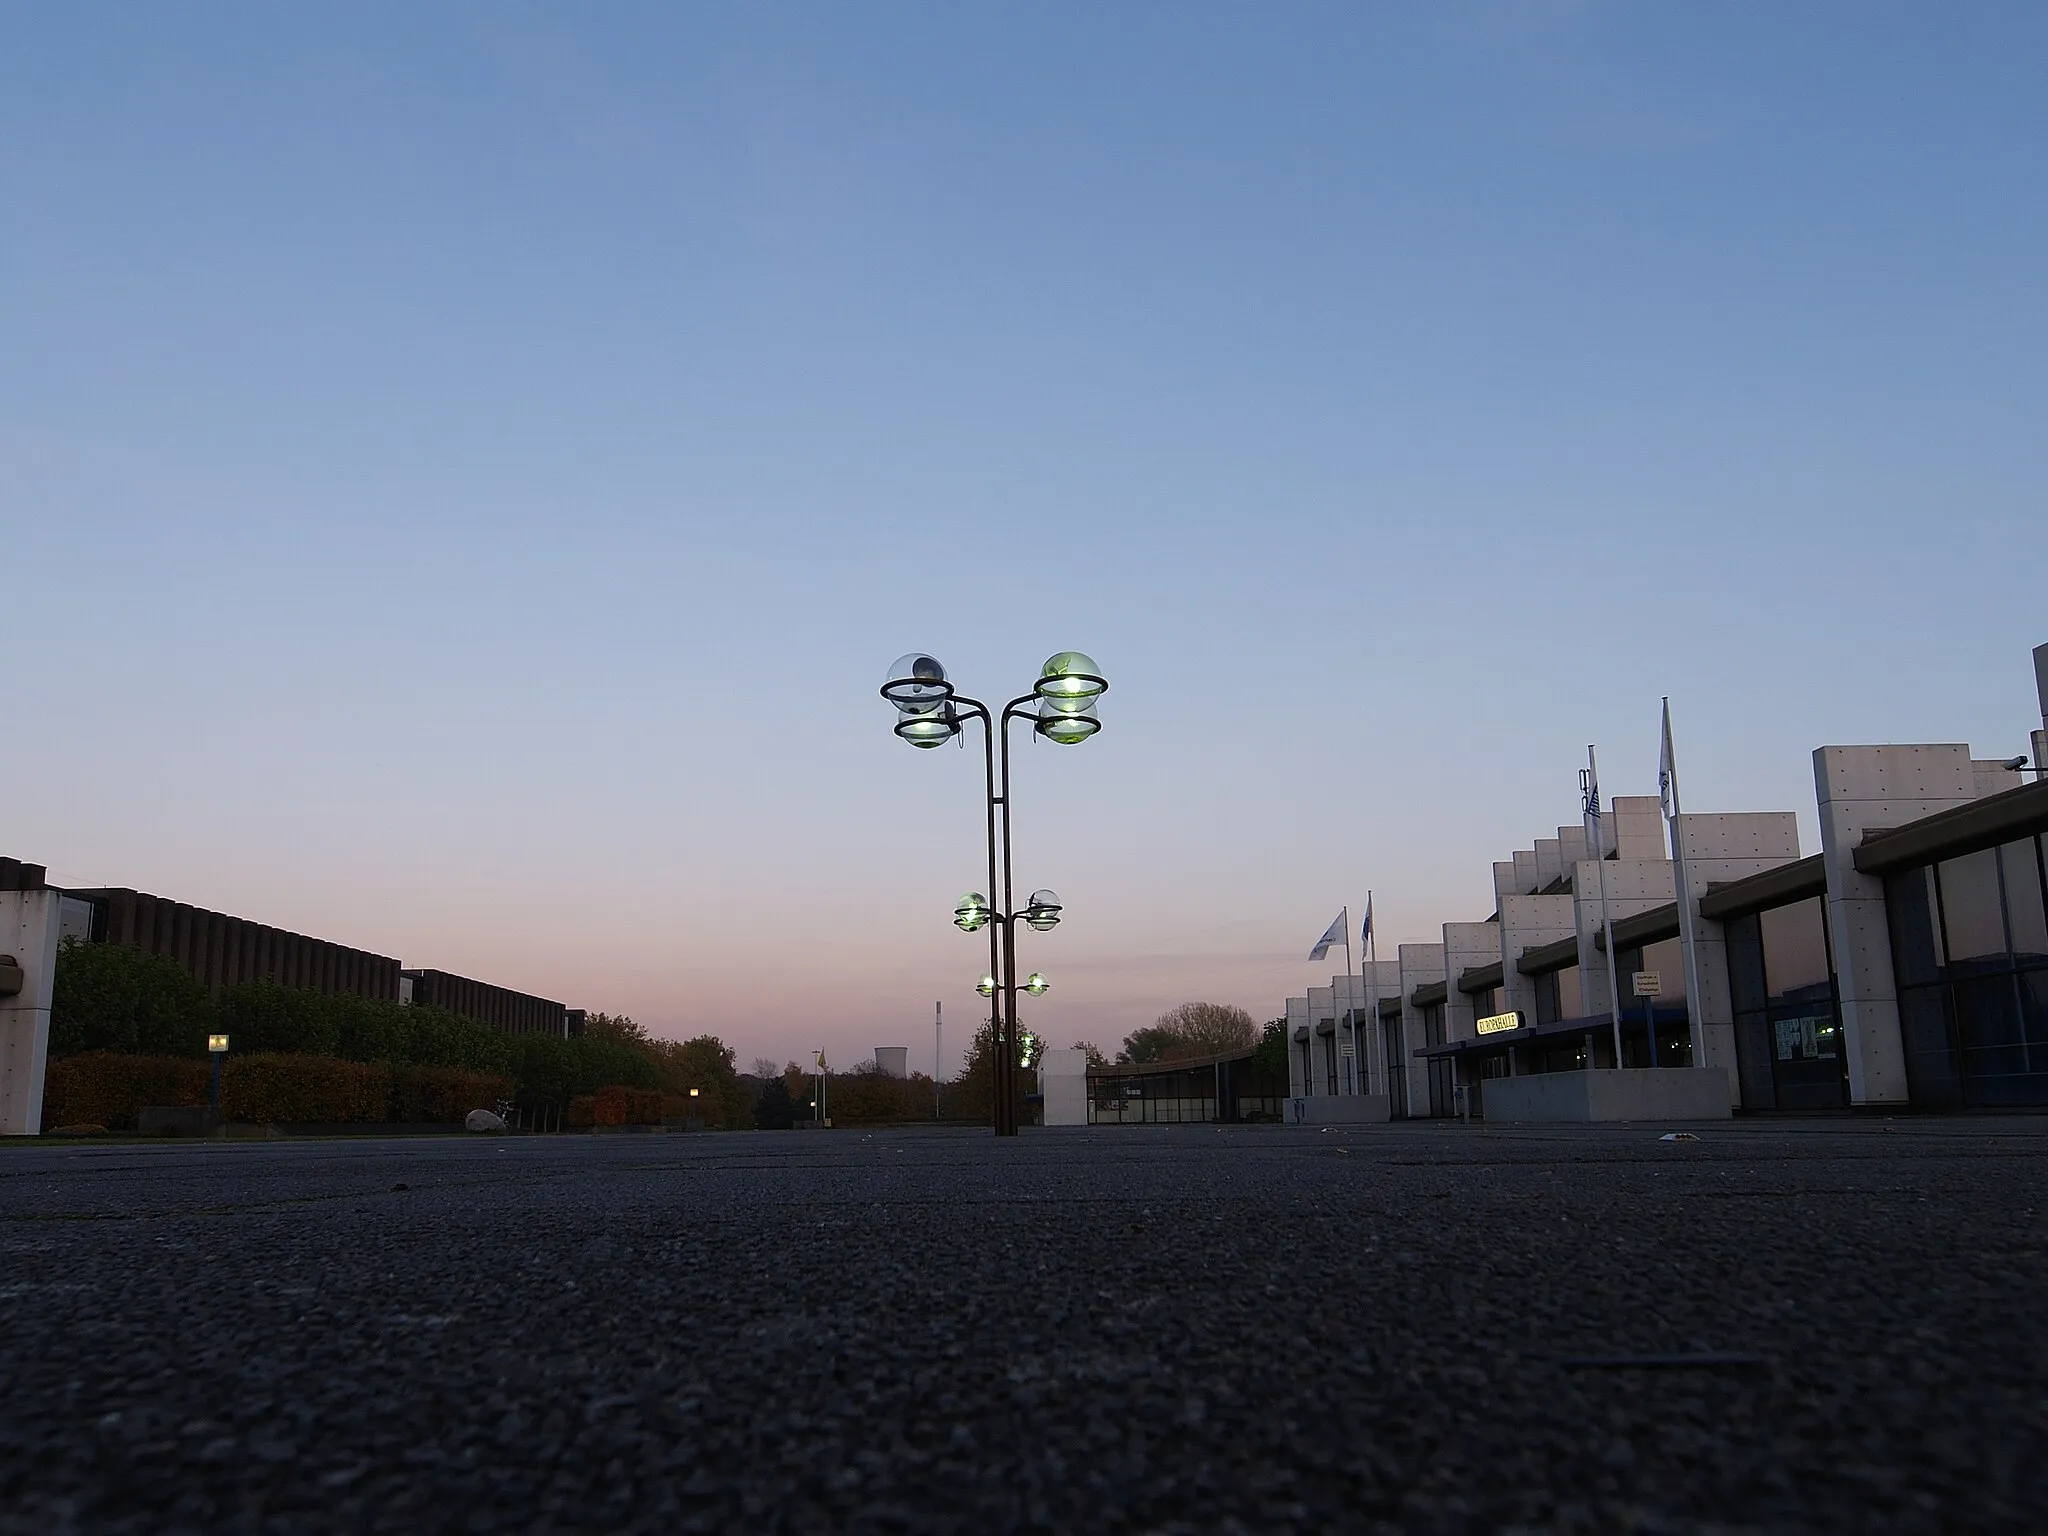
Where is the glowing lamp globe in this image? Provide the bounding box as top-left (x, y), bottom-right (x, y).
top-left (1034, 652), bottom-right (1106, 703)
top-left (1034, 697), bottom-right (1100, 744)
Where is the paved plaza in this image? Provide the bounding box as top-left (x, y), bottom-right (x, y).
top-left (2, 1117), bottom-right (2045, 1533)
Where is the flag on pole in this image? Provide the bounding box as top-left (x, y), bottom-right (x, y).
top-left (1361, 893), bottom-right (1373, 948)
top-left (1581, 758), bottom-right (1603, 853)
top-left (1658, 697), bottom-right (1680, 820)
top-left (1308, 908), bottom-right (1347, 962)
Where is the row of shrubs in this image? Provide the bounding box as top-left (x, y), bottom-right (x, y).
top-left (49, 942), bottom-right (658, 1105)
top-left (43, 1052), bottom-right (517, 1132)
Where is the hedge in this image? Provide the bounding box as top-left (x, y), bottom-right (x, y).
top-left (567, 1086), bottom-right (665, 1128)
top-left (220, 1054), bottom-right (392, 1124)
top-left (42, 1053), bottom-right (209, 1132)
top-left (40, 1052), bottom-right (516, 1130)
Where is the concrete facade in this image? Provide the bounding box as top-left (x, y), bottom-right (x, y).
top-left (1039, 1047), bottom-right (1088, 1127)
top-left (1481, 1067), bottom-right (1733, 1123)
top-left (1670, 812), bottom-right (1804, 1105)
top-left (0, 890), bottom-right (62, 1136)
top-left (1813, 745), bottom-right (1982, 1106)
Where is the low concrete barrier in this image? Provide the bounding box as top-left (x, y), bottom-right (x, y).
top-left (1481, 1068), bottom-right (1731, 1123)
top-left (1284, 1095), bottom-right (1390, 1125)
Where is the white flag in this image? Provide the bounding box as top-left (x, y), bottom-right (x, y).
top-left (1308, 908), bottom-right (1347, 962)
top-left (1658, 697), bottom-right (1678, 819)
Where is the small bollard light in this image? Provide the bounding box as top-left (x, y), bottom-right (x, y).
top-left (207, 1034), bottom-right (229, 1118)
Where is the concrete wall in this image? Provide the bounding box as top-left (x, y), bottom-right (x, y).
top-left (1039, 1047), bottom-right (1088, 1127)
top-left (1814, 745), bottom-right (1981, 1105)
top-left (1482, 1067), bottom-right (1732, 1123)
top-left (0, 891), bottom-right (62, 1136)
top-left (1441, 921), bottom-right (1500, 1044)
top-left (1315, 962), bottom-right (1399, 1097)
top-left (1394, 943), bottom-right (1444, 1116)
top-left (1671, 812), bottom-right (1803, 1105)
top-left (1285, 993), bottom-right (1311, 1098)
top-left (1498, 893), bottom-right (1577, 1024)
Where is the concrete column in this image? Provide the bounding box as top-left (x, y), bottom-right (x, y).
top-left (1, 890), bottom-right (62, 1136)
top-left (1442, 921), bottom-right (1500, 1043)
top-left (1813, 745), bottom-right (1979, 1106)
top-left (1395, 943), bottom-right (1444, 1117)
top-left (1499, 893), bottom-right (1576, 1024)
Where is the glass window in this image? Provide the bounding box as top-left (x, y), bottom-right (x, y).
top-left (1726, 913), bottom-right (1767, 1016)
top-left (1885, 867), bottom-right (1944, 988)
top-left (1760, 898), bottom-right (1830, 1005)
top-left (1555, 965), bottom-right (1582, 1020)
top-left (1952, 975), bottom-right (2029, 1100)
top-left (1898, 986), bottom-right (1962, 1108)
top-left (1938, 848), bottom-right (2008, 969)
top-left (1639, 937), bottom-right (1686, 1000)
top-left (2000, 839), bottom-right (2048, 966)
top-left (1422, 1003), bottom-right (1445, 1048)
top-left (1468, 986), bottom-right (1498, 1021)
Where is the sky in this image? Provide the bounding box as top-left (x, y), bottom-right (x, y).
top-left (4, 2), bottom-right (2045, 1075)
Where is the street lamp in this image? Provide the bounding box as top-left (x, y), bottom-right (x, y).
top-left (880, 650), bottom-right (1109, 1135)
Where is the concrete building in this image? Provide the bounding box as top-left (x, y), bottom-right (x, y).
top-left (1283, 639), bottom-right (2048, 1119)
top-left (0, 860), bottom-right (581, 1134)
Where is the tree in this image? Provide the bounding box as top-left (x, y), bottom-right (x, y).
top-left (755, 1074), bottom-right (797, 1129)
top-left (747, 1057), bottom-right (779, 1081)
top-left (583, 1012), bottom-right (650, 1047)
top-left (1070, 1040), bottom-right (1110, 1069)
top-left (1118, 1002), bottom-right (1258, 1064)
top-left (1250, 1017), bottom-right (1289, 1084)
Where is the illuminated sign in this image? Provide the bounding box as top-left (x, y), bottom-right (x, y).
top-left (1632, 971), bottom-right (1661, 997)
top-left (207, 1034), bottom-right (230, 1053)
top-left (1475, 1011), bottom-right (1520, 1035)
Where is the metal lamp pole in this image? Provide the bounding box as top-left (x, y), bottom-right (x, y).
top-left (881, 653), bottom-right (1106, 1137)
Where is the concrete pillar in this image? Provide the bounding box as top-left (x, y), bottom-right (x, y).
top-left (1, 890), bottom-right (62, 1136)
top-left (1394, 943), bottom-right (1444, 1117)
top-left (1499, 893), bottom-right (1576, 1025)
top-left (1813, 745), bottom-right (1980, 1105)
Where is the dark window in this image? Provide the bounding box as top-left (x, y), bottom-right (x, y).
top-left (1938, 848), bottom-right (2006, 970)
top-left (1727, 898), bottom-right (1846, 1111)
top-left (1889, 843), bottom-right (2048, 1107)
top-left (1422, 1003), bottom-right (1445, 1048)
top-left (1886, 866), bottom-right (1944, 988)
top-left (2002, 839), bottom-right (2048, 965)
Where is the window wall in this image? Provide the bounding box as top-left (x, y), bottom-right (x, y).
top-left (1534, 965), bottom-right (1583, 1026)
top-left (1726, 896), bottom-right (1846, 1110)
top-left (1886, 836), bottom-right (2048, 1107)
top-left (1612, 937), bottom-right (1694, 1067)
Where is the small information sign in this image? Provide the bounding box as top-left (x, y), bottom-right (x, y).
top-left (1632, 972), bottom-right (1661, 997)
top-left (207, 1034), bottom-right (230, 1054)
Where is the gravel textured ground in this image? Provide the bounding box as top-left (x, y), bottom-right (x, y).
top-left (2, 1116), bottom-right (2045, 1533)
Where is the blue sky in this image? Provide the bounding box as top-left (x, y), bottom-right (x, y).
top-left (4, 3), bottom-right (2044, 1071)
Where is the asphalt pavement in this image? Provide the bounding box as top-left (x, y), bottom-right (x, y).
top-left (2, 1116), bottom-right (2045, 1533)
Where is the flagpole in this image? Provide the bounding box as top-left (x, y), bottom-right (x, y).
top-left (1363, 893), bottom-right (1379, 1099)
top-left (1663, 698), bottom-right (1708, 1070)
top-left (1587, 745), bottom-right (1625, 1069)
top-left (1340, 906), bottom-right (1357, 1096)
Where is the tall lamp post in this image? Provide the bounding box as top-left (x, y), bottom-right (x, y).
top-left (881, 651), bottom-right (1108, 1136)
